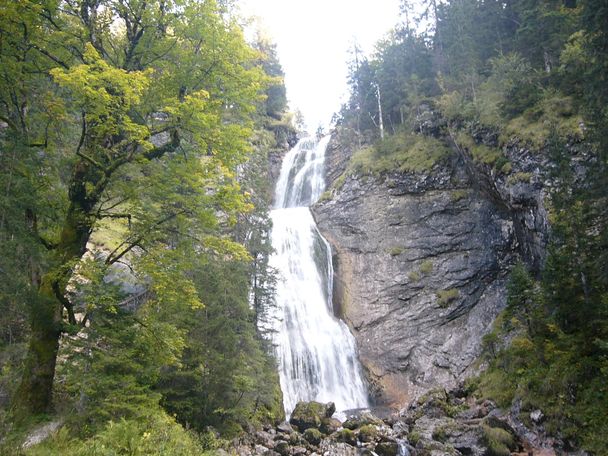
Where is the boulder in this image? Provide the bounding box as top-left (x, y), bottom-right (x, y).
top-left (303, 428), bottom-right (323, 445)
top-left (319, 417), bottom-right (341, 435)
top-left (335, 428), bottom-right (358, 446)
top-left (276, 422), bottom-right (294, 434)
top-left (375, 441), bottom-right (400, 456)
top-left (274, 440), bottom-right (290, 456)
top-left (289, 401), bottom-right (335, 431)
top-left (358, 424), bottom-right (379, 443)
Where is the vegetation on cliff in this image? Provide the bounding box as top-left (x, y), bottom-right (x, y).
top-left (334, 0), bottom-right (608, 452)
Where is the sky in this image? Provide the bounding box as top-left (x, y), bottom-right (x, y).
top-left (239, 0), bottom-right (402, 131)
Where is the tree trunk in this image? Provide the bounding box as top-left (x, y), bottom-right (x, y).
top-left (14, 184), bottom-right (95, 415)
top-left (13, 279), bottom-right (62, 415)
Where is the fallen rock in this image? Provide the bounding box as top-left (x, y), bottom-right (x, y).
top-left (289, 401), bottom-right (335, 431)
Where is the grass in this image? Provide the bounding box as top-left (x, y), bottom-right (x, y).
top-left (481, 425), bottom-right (516, 456)
top-left (507, 172), bottom-right (533, 184)
top-left (437, 288), bottom-right (459, 308)
top-left (318, 190), bottom-right (332, 202)
top-left (450, 189), bottom-right (469, 202)
top-left (389, 247), bottom-right (404, 256)
top-left (501, 92), bottom-right (583, 147)
top-left (455, 131), bottom-right (503, 166)
top-left (420, 260), bottom-right (433, 274)
top-left (348, 132), bottom-right (449, 176)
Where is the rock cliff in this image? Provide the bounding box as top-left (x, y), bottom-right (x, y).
top-left (312, 125), bottom-right (552, 407)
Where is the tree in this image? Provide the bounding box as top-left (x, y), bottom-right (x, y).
top-left (0, 0), bottom-right (268, 416)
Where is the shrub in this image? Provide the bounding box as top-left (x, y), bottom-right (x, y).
top-left (507, 172), bottom-right (533, 184)
top-left (25, 412), bottom-right (209, 456)
top-left (481, 425), bottom-right (515, 456)
top-left (409, 270), bottom-right (421, 282)
top-left (390, 247), bottom-right (404, 256)
top-left (349, 132), bottom-right (449, 176)
top-left (420, 260), bottom-right (433, 274)
top-left (437, 289), bottom-right (459, 308)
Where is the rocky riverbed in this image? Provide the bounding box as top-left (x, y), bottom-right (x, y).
top-left (226, 387), bottom-right (579, 456)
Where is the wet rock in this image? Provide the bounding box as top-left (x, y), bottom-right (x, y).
top-left (264, 451), bottom-right (281, 456)
top-left (319, 417), bottom-right (341, 435)
top-left (318, 440), bottom-right (358, 456)
top-left (274, 440), bottom-right (290, 456)
top-left (256, 431), bottom-right (275, 448)
top-left (375, 441), bottom-right (400, 456)
top-left (343, 411), bottom-right (384, 430)
top-left (358, 424), bottom-right (379, 443)
top-left (255, 445), bottom-right (270, 454)
top-left (335, 428), bottom-right (358, 446)
top-left (303, 428), bottom-right (323, 445)
top-left (289, 401), bottom-right (335, 431)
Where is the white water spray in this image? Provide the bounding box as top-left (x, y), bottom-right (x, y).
top-left (269, 136), bottom-right (369, 417)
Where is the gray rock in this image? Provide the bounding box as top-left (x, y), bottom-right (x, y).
top-left (277, 422), bottom-right (294, 434)
top-left (530, 409), bottom-right (544, 423)
top-left (274, 440), bottom-right (290, 456)
top-left (255, 445), bottom-right (270, 454)
top-left (312, 129), bottom-right (555, 405)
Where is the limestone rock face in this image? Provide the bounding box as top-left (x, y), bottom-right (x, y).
top-left (312, 132), bottom-right (551, 406)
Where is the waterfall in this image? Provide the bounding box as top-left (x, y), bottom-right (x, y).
top-left (269, 136), bottom-right (369, 417)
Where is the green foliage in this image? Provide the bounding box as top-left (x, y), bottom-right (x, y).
top-left (420, 260), bottom-right (433, 275)
top-left (0, 0), bottom-right (287, 448)
top-left (502, 92), bottom-right (583, 146)
top-left (335, 428), bottom-right (357, 446)
top-left (157, 258), bottom-right (283, 436)
top-left (436, 288), bottom-right (459, 308)
top-left (303, 428), bottom-right (323, 445)
top-left (24, 411), bottom-right (210, 456)
top-left (389, 247), bottom-right (404, 256)
top-left (455, 132), bottom-right (504, 167)
top-left (349, 132), bottom-right (449, 176)
top-left (450, 189), bottom-right (469, 202)
top-left (357, 424), bottom-right (378, 442)
top-left (481, 425), bottom-right (515, 456)
top-left (507, 172), bottom-right (533, 185)
top-left (407, 430), bottom-right (421, 446)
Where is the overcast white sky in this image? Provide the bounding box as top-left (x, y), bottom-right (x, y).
top-left (239, 0), bottom-right (402, 131)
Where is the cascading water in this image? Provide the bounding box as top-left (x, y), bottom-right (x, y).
top-left (269, 136), bottom-right (369, 417)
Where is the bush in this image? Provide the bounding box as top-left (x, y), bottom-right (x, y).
top-left (436, 289), bottom-right (459, 308)
top-left (389, 247), bottom-right (404, 256)
top-left (455, 132), bottom-right (503, 166)
top-left (502, 91), bottom-right (583, 146)
top-left (25, 412), bottom-right (210, 456)
top-left (349, 132), bottom-right (449, 176)
top-left (420, 260), bottom-right (433, 274)
top-left (481, 425), bottom-right (515, 456)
